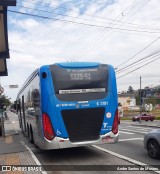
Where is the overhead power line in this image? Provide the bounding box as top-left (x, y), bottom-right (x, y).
top-left (16, 3), bottom-right (160, 32)
top-left (8, 9), bottom-right (160, 35)
top-left (20, 0), bottom-right (159, 30)
top-left (71, 0), bottom-right (151, 60)
top-left (70, 0), bottom-right (140, 61)
top-left (117, 55), bottom-right (160, 79)
top-left (116, 48), bottom-right (160, 73)
top-left (117, 52), bottom-right (160, 74)
top-left (116, 36), bottom-right (160, 69)
top-left (16, 5), bottom-right (115, 26)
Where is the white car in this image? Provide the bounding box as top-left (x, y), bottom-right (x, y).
top-left (144, 129), bottom-right (160, 159)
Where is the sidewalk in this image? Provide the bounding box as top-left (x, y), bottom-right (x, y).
top-left (0, 112), bottom-right (43, 174)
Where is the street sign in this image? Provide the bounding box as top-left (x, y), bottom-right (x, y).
top-left (0, 86), bottom-right (4, 94)
top-left (9, 85), bottom-right (18, 88)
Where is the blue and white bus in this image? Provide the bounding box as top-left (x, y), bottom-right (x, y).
top-left (16, 62), bottom-right (119, 150)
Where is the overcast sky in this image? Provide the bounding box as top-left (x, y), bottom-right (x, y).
top-left (1, 0), bottom-right (160, 101)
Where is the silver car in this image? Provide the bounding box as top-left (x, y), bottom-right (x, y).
top-left (144, 129), bottom-right (160, 159)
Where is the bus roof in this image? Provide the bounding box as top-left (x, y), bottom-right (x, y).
top-left (56, 62), bottom-right (100, 68)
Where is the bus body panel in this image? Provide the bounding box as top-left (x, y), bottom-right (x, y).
top-left (57, 62), bottom-right (100, 68)
top-left (44, 130), bottom-right (119, 150)
top-left (44, 63), bottom-right (118, 149)
top-left (17, 72), bottom-right (45, 149)
top-left (17, 62), bottom-right (119, 150)
top-left (50, 92), bottom-right (116, 138)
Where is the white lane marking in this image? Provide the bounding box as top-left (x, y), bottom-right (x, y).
top-left (119, 126), bottom-right (152, 132)
top-left (12, 121), bottom-right (16, 123)
top-left (119, 138), bottom-right (143, 142)
top-left (131, 127), bottom-right (153, 131)
top-left (120, 128), bottom-right (148, 134)
top-left (21, 141), bottom-right (47, 174)
top-left (126, 126), bottom-right (154, 130)
top-left (137, 127), bottom-right (158, 131)
top-left (119, 131), bottom-right (135, 135)
top-left (92, 145), bottom-right (160, 174)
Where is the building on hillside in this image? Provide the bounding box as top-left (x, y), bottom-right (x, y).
top-left (118, 93), bottom-right (136, 109)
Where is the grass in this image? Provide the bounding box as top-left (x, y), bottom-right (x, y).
top-left (121, 108), bottom-right (160, 121)
top-left (121, 116), bottom-right (160, 120)
top-left (120, 117), bottom-right (132, 120)
top-left (151, 108), bottom-right (160, 117)
top-left (120, 116), bottom-right (160, 120)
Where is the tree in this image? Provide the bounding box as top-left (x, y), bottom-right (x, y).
top-left (156, 87), bottom-right (160, 93)
top-left (127, 86), bottom-right (134, 93)
top-left (0, 95), bottom-right (11, 108)
top-left (145, 97), bottom-right (160, 106)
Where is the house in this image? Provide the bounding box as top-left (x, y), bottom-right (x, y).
top-left (118, 93), bottom-right (136, 109)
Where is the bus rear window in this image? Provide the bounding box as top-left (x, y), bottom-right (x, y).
top-left (50, 64), bottom-right (109, 101)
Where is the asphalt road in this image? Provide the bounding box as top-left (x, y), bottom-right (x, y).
top-left (6, 111), bottom-right (160, 174)
top-left (98, 121), bottom-right (160, 165)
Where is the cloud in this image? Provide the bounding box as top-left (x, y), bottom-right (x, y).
top-left (3, 0), bottom-right (160, 101)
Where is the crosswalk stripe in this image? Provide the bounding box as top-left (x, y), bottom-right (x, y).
top-left (119, 131), bottom-right (135, 134)
top-left (119, 126), bottom-right (152, 132)
top-left (119, 128), bottom-right (148, 134)
top-left (126, 125), bottom-right (153, 130)
top-left (119, 138), bottom-right (143, 142)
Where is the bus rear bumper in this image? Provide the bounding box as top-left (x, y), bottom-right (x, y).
top-left (44, 131), bottom-right (119, 150)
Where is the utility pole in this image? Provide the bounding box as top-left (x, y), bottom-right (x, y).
top-left (139, 76), bottom-right (142, 124)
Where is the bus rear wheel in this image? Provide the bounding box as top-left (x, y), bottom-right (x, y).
top-left (29, 126), bottom-right (34, 144)
top-left (27, 124), bottom-right (29, 137)
top-left (147, 139), bottom-right (160, 159)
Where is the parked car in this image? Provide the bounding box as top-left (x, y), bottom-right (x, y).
top-left (132, 113), bottom-right (155, 121)
top-left (144, 129), bottom-right (160, 159)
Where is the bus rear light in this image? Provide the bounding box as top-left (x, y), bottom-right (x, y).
top-left (42, 113), bottom-right (55, 140)
top-left (59, 140), bottom-right (64, 142)
top-left (112, 109), bottom-right (118, 134)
